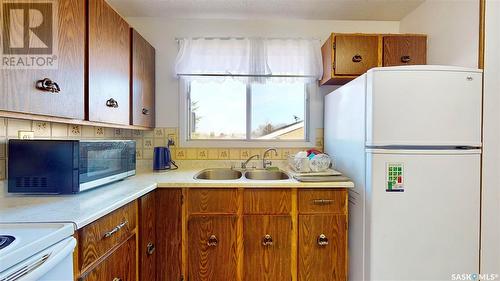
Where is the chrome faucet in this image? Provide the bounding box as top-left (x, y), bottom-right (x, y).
top-left (262, 148), bottom-right (278, 169)
top-left (241, 154), bottom-right (259, 169)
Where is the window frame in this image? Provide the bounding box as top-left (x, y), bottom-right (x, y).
top-left (179, 77), bottom-right (316, 148)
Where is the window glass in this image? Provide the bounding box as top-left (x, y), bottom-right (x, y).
top-left (189, 79), bottom-right (246, 139)
top-left (251, 81), bottom-right (305, 140)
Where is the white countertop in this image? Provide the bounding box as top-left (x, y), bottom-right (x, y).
top-left (0, 169), bottom-right (353, 229)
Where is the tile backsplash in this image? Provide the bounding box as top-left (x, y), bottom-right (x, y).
top-left (0, 117), bottom-right (324, 179)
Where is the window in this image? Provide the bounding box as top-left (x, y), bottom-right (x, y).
top-left (175, 37), bottom-right (321, 145)
top-left (187, 78), bottom-right (308, 141)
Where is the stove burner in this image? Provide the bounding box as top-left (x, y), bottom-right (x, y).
top-left (0, 235), bottom-right (15, 250)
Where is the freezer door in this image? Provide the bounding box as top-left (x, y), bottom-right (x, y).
top-left (366, 150), bottom-right (480, 281)
top-left (366, 68), bottom-right (482, 146)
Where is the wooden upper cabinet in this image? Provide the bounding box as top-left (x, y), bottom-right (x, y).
top-left (131, 29), bottom-right (155, 128)
top-left (320, 33), bottom-right (427, 86)
top-left (243, 215), bottom-right (292, 281)
top-left (0, 0), bottom-right (85, 118)
top-left (88, 0), bottom-right (130, 125)
top-left (298, 214), bottom-right (348, 281)
top-left (188, 215), bottom-right (238, 281)
top-left (79, 235), bottom-right (137, 281)
top-left (334, 34), bottom-right (379, 76)
top-left (383, 35), bottom-right (427, 67)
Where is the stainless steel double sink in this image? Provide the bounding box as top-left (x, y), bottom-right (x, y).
top-left (194, 168), bottom-right (289, 181)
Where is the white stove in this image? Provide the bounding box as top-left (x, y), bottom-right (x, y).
top-left (0, 223), bottom-right (76, 281)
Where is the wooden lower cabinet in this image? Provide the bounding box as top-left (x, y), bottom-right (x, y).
top-left (243, 215), bottom-right (292, 281)
top-left (188, 215), bottom-right (238, 281)
top-left (298, 214), bottom-right (348, 281)
top-left (79, 234), bottom-right (136, 281)
top-left (76, 188), bottom-right (348, 281)
top-left (155, 189), bottom-right (183, 281)
top-left (139, 192), bottom-right (156, 281)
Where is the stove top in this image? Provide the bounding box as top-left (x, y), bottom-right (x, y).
top-left (0, 235), bottom-right (15, 250)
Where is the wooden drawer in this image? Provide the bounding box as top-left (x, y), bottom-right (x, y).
top-left (78, 201), bottom-right (137, 272)
top-left (383, 35), bottom-right (427, 67)
top-left (298, 189), bottom-right (347, 214)
top-left (188, 189), bottom-right (238, 214)
top-left (243, 189), bottom-right (291, 214)
top-left (79, 234), bottom-right (137, 281)
top-left (334, 34), bottom-right (379, 76)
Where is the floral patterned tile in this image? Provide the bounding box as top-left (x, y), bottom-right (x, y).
top-left (154, 128), bottom-right (164, 138)
top-left (94, 127), bottom-right (105, 138)
top-left (33, 121), bottom-right (51, 137)
top-left (197, 149), bottom-right (208, 160)
top-left (68, 125), bottom-right (82, 137)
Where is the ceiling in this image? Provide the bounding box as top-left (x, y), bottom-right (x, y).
top-left (107, 0), bottom-right (425, 21)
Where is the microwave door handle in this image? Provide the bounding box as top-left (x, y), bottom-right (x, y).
top-left (2, 237), bottom-right (76, 281)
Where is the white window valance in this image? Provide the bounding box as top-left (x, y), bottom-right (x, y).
top-left (174, 37), bottom-right (323, 81)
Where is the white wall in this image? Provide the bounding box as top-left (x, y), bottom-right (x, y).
top-left (125, 18), bottom-right (399, 128)
top-left (481, 0), bottom-right (500, 274)
top-left (400, 0), bottom-right (479, 68)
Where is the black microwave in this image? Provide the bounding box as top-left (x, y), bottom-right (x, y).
top-left (8, 140), bottom-right (136, 194)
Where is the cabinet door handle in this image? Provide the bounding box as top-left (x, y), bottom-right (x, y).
top-left (146, 242), bottom-right (155, 255)
top-left (106, 98), bottom-right (119, 108)
top-left (262, 234), bottom-right (273, 246)
top-left (207, 234), bottom-right (218, 247)
top-left (401, 55), bottom-right (411, 63)
top-left (352, 54), bottom-right (363, 63)
top-left (36, 78), bottom-right (60, 93)
top-left (312, 199), bottom-right (334, 205)
top-left (103, 220), bottom-right (128, 238)
top-left (142, 108), bottom-right (150, 115)
top-left (317, 234), bottom-right (329, 246)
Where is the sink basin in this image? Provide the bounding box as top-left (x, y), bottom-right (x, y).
top-left (244, 170), bottom-right (290, 180)
top-left (194, 168), bottom-right (243, 180)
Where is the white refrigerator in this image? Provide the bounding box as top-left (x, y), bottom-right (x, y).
top-left (324, 66), bottom-right (482, 281)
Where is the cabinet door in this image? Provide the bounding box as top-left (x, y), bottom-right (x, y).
top-left (0, 0), bottom-right (85, 119)
top-left (131, 29), bottom-right (155, 128)
top-left (88, 0), bottom-right (130, 125)
top-left (188, 216), bottom-right (238, 281)
top-left (139, 192), bottom-right (156, 281)
top-left (298, 215), bottom-right (347, 281)
top-left (243, 215), bottom-right (292, 281)
top-left (383, 36), bottom-right (427, 66)
top-left (156, 189), bottom-right (182, 281)
top-left (80, 235), bottom-right (136, 281)
top-left (334, 35), bottom-right (379, 76)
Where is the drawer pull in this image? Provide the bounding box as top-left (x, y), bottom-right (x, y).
top-left (103, 220), bottom-right (128, 238)
top-left (106, 98), bottom-right (119, 108)
top-left (312, 199), bottom-right (334, 205)
top-left (112, 278), bottom-right (122, 281)
top-left (207, 235), bottom-right (218, 247)
top-left (401, 55), bottom-right (412, 63)
top-left (146, 242), bottom-right (155, 255)
top-left (262, 234), bottom-right (273, 246)
top-left (317, 234), bottom-right (329, 246)
top-left (36, 78), bottom-right (60, 93)
top-left (142, 108), bottom-right (150, 115)
top-left (352, 54), bottom-right (363, 63)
